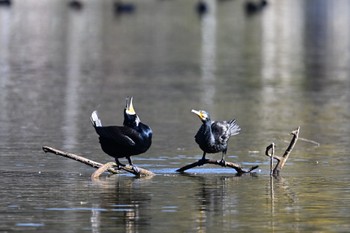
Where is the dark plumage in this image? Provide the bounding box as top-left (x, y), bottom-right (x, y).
top-left (191, 109), bottom-right (241, 163)
top-left (114, 1), bottom-right (135, 14)
top-left (245, 0), bottom-right (268, 15)
top-left (196, 0), bottom-right (208, 16)
top-left (68, 0), bottom-right (83, 10)
top-left (91, 97), bottom-right (152, 167)
top-left (0, 0), bottom-right (11, 6)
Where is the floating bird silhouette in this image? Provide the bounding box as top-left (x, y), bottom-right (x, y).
top-left (114, 1), bottom-right (135, 14)
top-left (91, 97), bottom-right (152, 167)
top-left (196, 0), bottom-right (208, 16)
top-left (0, 0), bottom-right (11, 6)
top-left (191, 109), bottom-right (241, 164)
top-left (68, 0), bottom-right (83, 10)
top-left (245, 0), bottom-right (268, 15)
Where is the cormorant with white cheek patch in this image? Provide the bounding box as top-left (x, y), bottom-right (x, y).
top-left (191, 109), bottom-right (241, 164)
top-left (90, 97), bottom-right (152, 167)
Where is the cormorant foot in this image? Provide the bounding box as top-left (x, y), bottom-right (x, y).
top-left (198, 158), bottom-right (207, 166)
top-left (131, 165), bottom-right (140, 174)
top-left (218, 159), bottom-right (226, 166)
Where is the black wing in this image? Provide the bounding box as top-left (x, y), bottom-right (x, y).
top-left (211, 121), bottom-right (231, 145)
top-left (94, 126), bottom-right (136, 147)
top-left (211, 119), bottom-right (240, 143)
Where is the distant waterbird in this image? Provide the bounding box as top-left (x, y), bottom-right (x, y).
top-left (196, 0), bottom-right (208, 16)
top-left (114, 1), bottom-right (136, 14)
top-left (191, 109), bottom-right (241, 164)
top-left (0, 0), bottom-right (11, 6)
top-left (244, 0), bottom-right (268, 15)
top-left (68, 0), bottom-right (83, 10)
top-left (90, 97), bottom-right (152, 168)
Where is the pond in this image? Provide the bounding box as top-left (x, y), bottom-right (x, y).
top-left (1, 0), bottom-right (350, 232)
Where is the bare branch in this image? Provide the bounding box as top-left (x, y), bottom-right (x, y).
top-left (264, 127), bottom-right (300, 176)
top-left (42, 146), bottom-right (155, 178)
top-left (176, 159), bottom-right (258, 175)
top-left (265, 143), bottom-right (275, 175)
top-left (91, 162), bottom-right (117, 179)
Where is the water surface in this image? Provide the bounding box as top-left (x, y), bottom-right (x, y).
top-left (1, 0), bottom-right (350, 232)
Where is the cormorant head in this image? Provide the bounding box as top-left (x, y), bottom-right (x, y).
top-left (124, 96), bottom-right (140, 127)
top-left (191, 109), bottom-right (210, 123)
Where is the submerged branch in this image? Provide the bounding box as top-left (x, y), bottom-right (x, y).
top-left (265, 143), bottom-right (275, 175)
top-left (265, 127), bottom-right (300, 176)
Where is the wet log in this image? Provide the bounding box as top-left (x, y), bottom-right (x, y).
top-left (42, 146), bottom-right (155, 178)
top-left (91, 161), bottom-right (155, 179)
top-left (176, 159), bottom-right (259, 175)
top-left (265, 127), bottom-right (300, 176)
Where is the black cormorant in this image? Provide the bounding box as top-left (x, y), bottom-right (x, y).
top-left (191, 109), bottom-right (241, 164)
top-left (91, 97), bottom-right (152, 167)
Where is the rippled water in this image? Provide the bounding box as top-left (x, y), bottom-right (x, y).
top-left (1, 0), bottom-right (350, 232)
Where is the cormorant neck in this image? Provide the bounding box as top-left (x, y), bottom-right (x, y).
top-left (200, 119), bottom-right (214, 144)
top-left (123, 113), bottom-right (140, 128)
top-left (202, 119), bottom-right (213, 133)
top-left (202, 118), bottom-right (211, 125)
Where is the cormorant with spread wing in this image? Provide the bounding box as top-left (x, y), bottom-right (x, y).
top-left (91, 97), bottom-right (152, 167)
top-left (191, 109), bottom-right (241, 164)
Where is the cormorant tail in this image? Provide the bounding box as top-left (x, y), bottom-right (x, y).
top-left (91, 111), bottom-right (102, 127)
top-left (228, 119), bottom-right (241, 136)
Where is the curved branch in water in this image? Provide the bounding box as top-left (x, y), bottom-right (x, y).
top-left (42, 146), bottom-right (155, 178)
top-left (176, 158), bottom-right (258, 175)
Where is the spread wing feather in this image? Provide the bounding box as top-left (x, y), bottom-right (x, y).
top-left (227, 119), bottom-right (241, 136)
top-left (211, 119), bottom-right (241, 144)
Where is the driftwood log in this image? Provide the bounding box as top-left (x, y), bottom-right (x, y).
top-left (42, 146), bottom-right (155, 178)
top-left (265, 127), bottom-right (300, 176)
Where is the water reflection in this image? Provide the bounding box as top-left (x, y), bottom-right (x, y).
top-left (0, 6), bottom-right (11, 149)
top-left (197, 177), bottom-right (234, 232)
top-left (90, 176), bottom-right (153, 233)
top-left (91, 204), bottom-right (101, 233)
top-left (184, 174), bottom-right (244, 232)
top-left (267, 176), bottom-right (299, 232)
top-left (199, 0), bottom-right (217, 110)
top-left (303, 0), bottom-right (350, 89)
top-left (1, 0), bottom-right (350, 232)
top-left (261, 0), bottom-right (304, 84)
top-left (62, 9), bottom-right (84, 150)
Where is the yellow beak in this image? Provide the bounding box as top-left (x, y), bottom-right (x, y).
top-left (126, 97), bottom-right (136, 115)
top-left (191, 109), bottom-right (204, 120)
